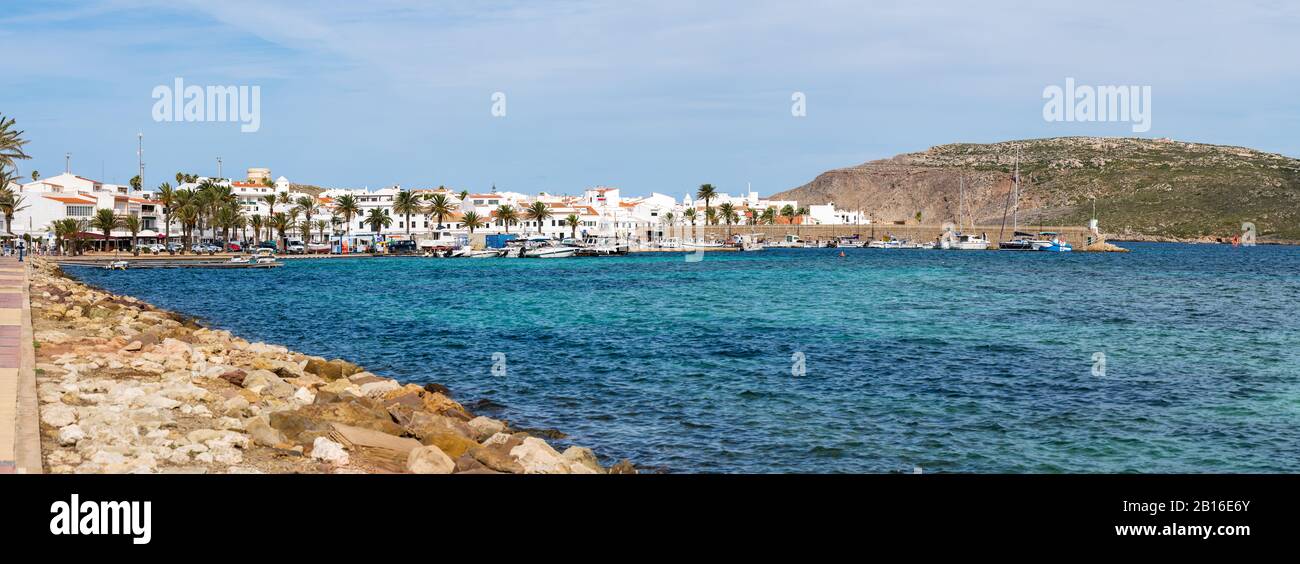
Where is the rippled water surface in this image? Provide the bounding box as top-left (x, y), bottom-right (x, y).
top-left (68, 243), bottom-right (1300, 473)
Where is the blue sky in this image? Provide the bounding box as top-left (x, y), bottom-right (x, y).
top-left (2, 0), bottom-right (1298, 197)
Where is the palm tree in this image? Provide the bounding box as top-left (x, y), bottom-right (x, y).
top-left (333, 194), bottom-right (360, 247)
top-left (718, 203), bottom-right (738, 237)
top-left (262, 193), bottom-right (279, 216)
top-left (565, 214), bottom-right (581, 239)
top-left (156, 182), bottom-right (175, 248)
top-left (249, 214), bottom-right (264, 246)
top-left (295, 196), bottom-right (318, 229)
top-left (0, 115), bottom-right (31, 170)
top-left (525, 201), bottom-right (551, 235)
top-left (89, 208), bottom-right (123, 253)
top-left (51, 219), bottom-right (73, 255)
top-left (270, 212), bottom-right (291, 252)
top-left (174, 198), bottom-right (198, 254)
top-left (215, 203), bottom-right (241, 249)
top-left (796, 207), bottom-right (809, 235)
top-left (52, 218), bottom-right (86, 255)
top-left (661, 211), bottom-right (675, 226)
top-left (696, 184), bottom-right (717, 224)
top-left (425, 193), bottom-right (454, 230)
top-left (392, 190), bottom-right (422, 235)
top-left (123, 215), bottom-right (142, 256)
top-left (30, 171), bottom-right (39, 182)
top-left (762, 206), bottom-right (777, 225)
top-left (361, 208), bottom-right (392, 251)
top-left (495, 205), bottom-right (518, 234)
top-left (298, 218), bottom-right (313, 248)
top-left (683, 207), bottom-right (698, 226)
top-left (705, 207), bottom-right (718, 227)
top-left (0, 180), bottom-right (26, 238)
top-left (458, 189), bottom-right (470, 203)
top-left (315, 219), bottom-right (329, 244)
top-left (462, 211), bottom-right (485, 234)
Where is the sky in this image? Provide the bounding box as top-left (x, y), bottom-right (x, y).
top-left (2, 0), bottom-right (1298, 197)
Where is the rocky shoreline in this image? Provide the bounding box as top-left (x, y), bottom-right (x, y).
top-left (28, 258), bottom-right (632, 475)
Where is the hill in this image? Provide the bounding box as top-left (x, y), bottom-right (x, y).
top-left (770, 137), bottom-right (1300, 241)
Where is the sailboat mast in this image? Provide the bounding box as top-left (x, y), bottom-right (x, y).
top-left (1012, 146), bottom-right (1020, 233)
top-left (958, 174), bottom-right (965, 232)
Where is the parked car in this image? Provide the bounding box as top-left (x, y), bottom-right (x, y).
top-left (226, 242), bottom-right (243, 252)
top-left (145, 243), bottom-right (166, 254)
top-left (287, 243), bottom-right (305, 254)
top-left (166, 243), bottom-right (184, 253)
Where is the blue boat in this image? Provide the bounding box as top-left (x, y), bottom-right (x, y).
top-left (1036, 233), bottom-right (1073, 252)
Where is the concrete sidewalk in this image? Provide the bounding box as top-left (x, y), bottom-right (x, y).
top-left (0, 257), bottom-right (39, 474)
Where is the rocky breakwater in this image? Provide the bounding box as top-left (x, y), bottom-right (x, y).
top-left (29, 259), bottom-right (634, 475)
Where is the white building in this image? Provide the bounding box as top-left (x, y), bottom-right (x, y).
top-left (9, 172), bottom-right (164, 248)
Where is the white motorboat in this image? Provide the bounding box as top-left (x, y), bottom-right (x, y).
top-left (945, 233), bottom-right (991, 250)
top-left (576, 236), bottom-right (630, 256)
top-left (522, 238), bottom-right (578, 258)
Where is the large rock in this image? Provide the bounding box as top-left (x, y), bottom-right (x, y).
top-left (274, 399), bottom-right (404, 438)
top-left (245, 417), bottom-right (290, 448)
top-left (302, 358), bottom-right (362, 381)
top-left (510, 437), bottom-right (572, 474)
top-left (609, 460), bottom-right (638, 475)
top-left (469, 433), bottom-right (525, 474)
top-left (467, 416), bottom-right (507, 441)
top-left (267, 411), bottom-right (332, 446)
top-left (406, 445), bottom-right (455, 474)
top-left (562, 446), bottom-right (604, 474)
top-left (403, 412), bottom-right (477, 458)
top-left (41, 404), bottom-right (77, 427)
top-left (57, 424), bottom-right (87, 446)
top-left (242, 369), bottom-right (296, 399)
top-left (310, 437), bottom-right (349, 465)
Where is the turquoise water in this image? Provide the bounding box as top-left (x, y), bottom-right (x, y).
top-left (69, 243), bottom-right (1300, 473)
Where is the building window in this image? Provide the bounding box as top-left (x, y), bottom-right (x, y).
top-left (66, 205), bottom-right (93, 217)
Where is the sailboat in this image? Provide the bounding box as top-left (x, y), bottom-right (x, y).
top-left (998, 147), bottom-right (1038, 250)
top-left (940, 174), bottom-right (990, 250)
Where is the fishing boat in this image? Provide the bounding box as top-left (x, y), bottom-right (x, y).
top-left (228, 256), bottom-right (251, 264)
top-left (105, 261), bottom-right (129, 270)
top-left (769, 234), bottom-right (804, 248)
top-left (867, 239), bottom-right (902, 249)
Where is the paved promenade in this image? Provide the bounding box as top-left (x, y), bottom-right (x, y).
top-left (0, 257), bottom-right (39, 473)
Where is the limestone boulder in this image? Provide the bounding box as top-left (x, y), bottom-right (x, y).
top-left (406, 445), bottom-right (455, 474)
